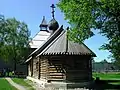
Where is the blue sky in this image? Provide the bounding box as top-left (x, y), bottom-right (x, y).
top-left (0, 0), bottom-right (111, 62)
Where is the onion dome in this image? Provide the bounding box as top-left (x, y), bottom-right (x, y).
top-left (39, 16), bottom-right (48, 31)
top-left (48, 18), bottom-right (59, 32)
top-left (48, 4), bottom-right (59, 33)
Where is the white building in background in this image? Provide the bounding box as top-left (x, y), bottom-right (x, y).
top-left (29, 16), bottom-right (50, 49)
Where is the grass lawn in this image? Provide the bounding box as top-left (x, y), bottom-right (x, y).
top-left (93, 72), bottom-right (120, 86)
top-left (0, 78), bottom-right (17, 90)
top-left (93, 72), bottom-right (120, 80)
top-left (12, 78), bottom-right (34, 90)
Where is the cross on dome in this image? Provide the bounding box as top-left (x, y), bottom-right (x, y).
top-left (50, 4), bottom-right (55, 19)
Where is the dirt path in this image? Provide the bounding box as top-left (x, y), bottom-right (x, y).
top-left (5, 77), bottom-right (26, 90)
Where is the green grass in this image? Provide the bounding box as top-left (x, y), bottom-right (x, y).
top-left (93, 72), bottom-right (120, 80)
top-left (93, 72), bottom-right (120, 86)
top-left (12, 78), bottom-right (35, 90)
top-left (0, 78), bottom-right (17, 90)
top-left (109, 82), bottom-right (120, 85)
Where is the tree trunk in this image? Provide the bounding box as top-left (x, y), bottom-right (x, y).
top-left (14, 59), bottom-right (16, 72)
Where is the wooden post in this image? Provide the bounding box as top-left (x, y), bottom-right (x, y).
top-left (31, 56), bottom-right (34, 77)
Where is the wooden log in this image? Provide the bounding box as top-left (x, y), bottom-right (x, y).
top-left (48, 78), bottom-right (64, 81)
top-left (49, 76), bottom-right (64, 79)
top-left (49, 73), bottom-right (64, 75)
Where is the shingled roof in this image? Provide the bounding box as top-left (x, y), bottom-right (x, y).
top-left (37, 29), bottom-right (96, 57)
top-left (29, 31), bottom-right (50, 48)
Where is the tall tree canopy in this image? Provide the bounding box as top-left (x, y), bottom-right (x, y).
top-left (0, 15), bottom-right (30, 71)
top-left (58, 0), bottom-right (95, 42)
top-left (58, 0), bottom-right (120, 62)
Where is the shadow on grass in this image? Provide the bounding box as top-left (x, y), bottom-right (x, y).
top-left (89, 79), bottom-right (120, 90)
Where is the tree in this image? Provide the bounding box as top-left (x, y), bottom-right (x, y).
top-left (101, 59), bottom-right (108, 63)
top-left (57, 0), bottom-right (120, 62)
top-left (57, 0), bottom-right (95, 42)
top-left (0, 15), bottom-right (30, 71)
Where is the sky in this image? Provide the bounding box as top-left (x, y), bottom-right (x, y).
top-left (0, 0), bottom-right (111, 62)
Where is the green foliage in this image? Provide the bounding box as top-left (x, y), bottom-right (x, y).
top-left (0, 15), bottom-right (30, 70)
top-left (58, 0), bottom-right (120, 61)
top-left (57, 0), bottom-right (95, 42)
top-left (97, 0), bottom-right (120, 63)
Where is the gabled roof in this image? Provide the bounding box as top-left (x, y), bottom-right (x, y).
top-left (37, 30), bottom-right (96, 57)
top-left (26, 25), bottom-right (96, 62)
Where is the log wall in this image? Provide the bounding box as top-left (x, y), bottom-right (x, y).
top-left (47, 57), bottom-right (66, 82)
top-left (28, 55), bottom-right (92, 83)
top-left (39, 57), bottom-right (48, 80)
top-left (65, 56), bottom-right (92, 82)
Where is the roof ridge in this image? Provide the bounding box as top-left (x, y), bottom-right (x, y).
top-left (65, 29), bottom-right (69, 53)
